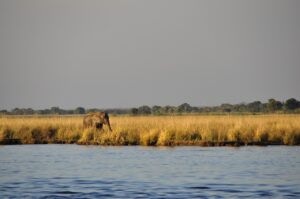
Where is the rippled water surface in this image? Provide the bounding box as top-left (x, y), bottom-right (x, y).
top-left (0, 145), bottom-right (300, 198)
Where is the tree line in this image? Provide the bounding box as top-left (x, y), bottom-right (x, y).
top-left (1, 98), bottom-right (300, 115)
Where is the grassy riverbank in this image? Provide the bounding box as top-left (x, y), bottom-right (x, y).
top-left (0, 115), bottom-right (299, 146)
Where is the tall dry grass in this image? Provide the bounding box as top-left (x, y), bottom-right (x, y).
top-left (0, 115), bottom-right (299, 146)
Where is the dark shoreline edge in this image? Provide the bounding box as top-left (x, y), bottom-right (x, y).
top-left (1, 139), bottom-right (298, 146)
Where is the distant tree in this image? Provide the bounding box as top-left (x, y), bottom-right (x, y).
top-left (0, 109), bottom-right (8, 115)
top-left (11, 108), bottom-right (21, 115)
top-left (104, 108), bottom-right (130, 115)
top-left (162, 106), bottom-right (176, 114)
top-left (130, 108), bottom-right (139, 115)
top-left (285, 98), bottom-right (300, 111)
top-left (232, 103), bottom-right (248, 112)
top-left (190, 106), bottom-right (200, 113)
top-left (220, 103), bottom-right (233, 112)
top-left (74, 107), bottom-right (85, 114)
top-left (177, 103), bottom-right (192, 113)
top-left (138, 105), bottom-right (151, 115)
top-left (24, 108), bottom-right (35, 115)
top-left (223, 108), bottom-right (231, 113)
top-left (152, 105), bottom-right (162, 115)
top-left (65, 110), bottom-right (74, 114)
top-left (267, 99), bottom-right (283, 112)
top-left (50, 107), bottom-right (60, 114)
top-left (199, 106), bottom-right (213, 113)
top-left (261, 103), bottom-right (268, 112)
top-left (44, 109), bottom-right (51, 114)
top-left (86, 108), bottom-right (100, 113)
top-left (247, 101), bottom-right (262, 112)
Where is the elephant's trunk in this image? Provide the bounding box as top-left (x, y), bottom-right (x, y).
top-left (104, 112), bottom-right (112, 132)
top-left (107, 120), bottom-right (112, 132)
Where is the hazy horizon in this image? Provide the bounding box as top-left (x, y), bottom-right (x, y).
top-left (1, 0), bottom-right (300, 110)
top-left (1, 98), bottom-right (299, 111)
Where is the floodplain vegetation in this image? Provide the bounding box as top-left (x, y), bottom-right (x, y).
top-left (0, 115), bottom-right (300, 146)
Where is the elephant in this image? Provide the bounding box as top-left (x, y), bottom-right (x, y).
top-left (83, 112), bottom-right (112, 131)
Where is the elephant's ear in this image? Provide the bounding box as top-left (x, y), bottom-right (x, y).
top-left (99, 112), bottom-right (105, 123)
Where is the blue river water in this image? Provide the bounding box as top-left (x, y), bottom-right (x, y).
top-left (0, 145), bottom-right (299, 198)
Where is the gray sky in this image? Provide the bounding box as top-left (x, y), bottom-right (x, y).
top-left (0, 0), bottom-right (299, 109)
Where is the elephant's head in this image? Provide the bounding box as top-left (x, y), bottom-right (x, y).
top-left (83, 112), bottom-right (113, 131)
top-left (94, 112), bottom-right (112, 131)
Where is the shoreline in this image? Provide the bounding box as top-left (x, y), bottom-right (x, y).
top-left (1, 139), bottom-right (298, 146)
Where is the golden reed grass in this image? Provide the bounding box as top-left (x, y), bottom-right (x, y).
top-left (0, 115), bottom-right (299, 146)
